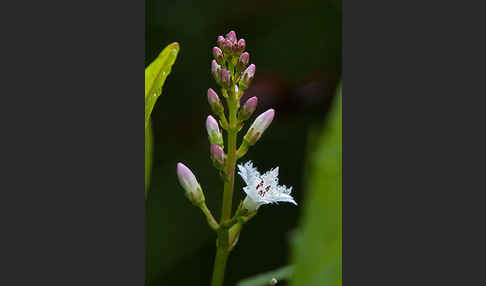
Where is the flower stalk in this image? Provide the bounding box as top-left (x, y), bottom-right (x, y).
top-left (175, 30), bottom-right (296, 286)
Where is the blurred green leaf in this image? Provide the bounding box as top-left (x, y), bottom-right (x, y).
top-left (236, 265), bottom-right (294, 286)
top-left (145, 42), bottom-right (179, 198)
top-left (290, 85), bottom-right (342, 286)
top-left (145, 42), bottom-right (179, 129)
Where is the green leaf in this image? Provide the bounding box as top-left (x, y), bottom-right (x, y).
top-left (145, 119), bottom-right (153, 198)
top-left (145, 42), bottom-right (179, 129)
top-left (290, 84), bottom-right (342, 286)
top-left (145, 42), bottom-right (179, 198)
top-left (236, 265), bottom-right (294, 286)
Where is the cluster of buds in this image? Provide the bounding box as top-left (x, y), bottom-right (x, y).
top-left (211, 31), bottom-right (255, 96)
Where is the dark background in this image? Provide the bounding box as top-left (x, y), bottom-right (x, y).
top-left (146, 0), bottom-right (341, 285)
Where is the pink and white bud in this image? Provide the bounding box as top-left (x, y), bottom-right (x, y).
top-left (177, 163), bottom-right (205, 205)
top-left (237, 39), bottom-right (246, 52)
top-left (219, 69), bottom-right (232, 89)
top-left (211, 60), bottom-right (222, 84)
top-left (207, 88), bottom-right (224, 115)
top-left (239, 64), bottom-right (256, 90)
top-left (226, 30), bottom-right (237, 44)
top-left (239, 52), bottom-right (249, 66)
top-left (243, 109), bottom-right (275, 145)
top-left (211, 59), bottom-right (221, 76)
top-left (210, 144), bottom-right (226, 170)
top-left (217, 36), bottom-right (225, 49)
top-left (237, 52), bottom-right (250, 72)
top-left (238, 96), bottom-right (258, 121)
top-left (206, 115), bottom-right (224, 147)
top-left (212, 47), bottom-right (224, 64)
top-left (222, 39), bottom-right (233, 54)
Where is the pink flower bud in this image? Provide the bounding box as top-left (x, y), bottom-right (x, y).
top-left (211, 60), bottom-right (221, 84)
top-left (237, 52), bottom-right (250, 72)
top-left (177, 163), bottom-right (204, 204)
top-left (222, 39), bottom-right (233, 54)
top-left (217, 36), bottom-right (225, 49)
top-left (239, 64), bottom-right (256, 90)
top-left (237, 39), bottom-right (246, 52)
top-left (207, 88), bottom-right (224, 115)
top-left (206, 115), bottom-right (223, 147)
top-left (243, 109), bottom-right (275, 145)
top-left (239, 52), bottom-right (249, 66)
top-left (211, 59), bottom-right (221, 74)
top-left (238, 96), bottom-right (258, 121)
top-left (219, 69), bottom-right (232, 89)
top-left (226, 30), bottom-right (237, 44)
top-left (210, 144), bottom-right (226, 170)
top-left (212, 47), bottom-right (223, 64)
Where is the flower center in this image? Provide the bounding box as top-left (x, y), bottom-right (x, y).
top-left (256, 179), bottom-right (270, 197)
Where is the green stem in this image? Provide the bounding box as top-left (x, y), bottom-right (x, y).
top-left (211, 94), bottom-right (238, 286)
top-left (199, 202), bottom-right (219, 231)
top-left (211, 242), bottom-right (229, 286)
top-left (221, 95), bottom-right (238, 222)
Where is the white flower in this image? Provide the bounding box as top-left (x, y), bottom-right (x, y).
top-left (237, 161), bottom-right (297, 213)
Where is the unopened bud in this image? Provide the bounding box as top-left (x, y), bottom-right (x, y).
top-left (177, 163), bottom-right (205, 205)
top-left (212, 47), bottom-right (223, 64)
top-left (207, 88), bottom-right (224, 115)
top-left (222, 39), bottom-right (233, 54)
top-left (211, 60), bottom-right (222, 84)
top-left (238, 96), bottom-right (258, 121)
top-left (217, 36), bottom-right (225, 49)
top-left (210, 144), bottom-right (226, 170)
top-left (237, 39), bottom-right (246, 52)
top-left (206, 115), bottom-right (224, 147)
top-left (237, 52), bottom-right (250, 72)
top-left (219, 69), bottom-right (232, 89)
top-left (239, 64), bottom-right (255, 90)
top-left (226, 30), bottom-right (237, 44)
top-left (243, 109), bottom-right (274, 145)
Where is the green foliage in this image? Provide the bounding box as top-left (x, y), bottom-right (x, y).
top-left (145, 42), bottom-right (179, 128)
top-left (290, 86), bottom-right (342, 286)
top-left (145, 42), bottom-right (179, 197)
top-left (236, 265), bottom-right (294, 286)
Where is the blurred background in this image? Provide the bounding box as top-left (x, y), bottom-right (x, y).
top-left (145, 0), bottom-right (341, 285)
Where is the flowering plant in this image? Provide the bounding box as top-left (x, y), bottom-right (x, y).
top-left (176, 31), bottom-right (297, 286)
